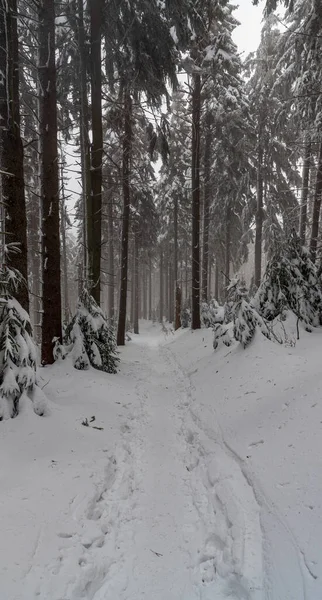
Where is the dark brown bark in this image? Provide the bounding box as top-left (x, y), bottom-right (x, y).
top-left (142, 265), bottom-right (147, 320)
top-left (299, 138), bottom-right (311, 245)
top-left (159, 249), bottom-right (163, 323)
top-left (89, 0), bottom-right (102, 304)
top-left (310, 141), bottom-right (322, 263)
top-left (148, 255), bottom-right (152, 320)
top-left (117, 91), bottom-right (132, 345)
top-left (202, 115), bottom-right (212, 302)
top-left (38, 0), bottom-right (62, 364)
top-left (0, 0), bottom-right (29, 310)
top-left (191, 73), bottom-right (201, 329)
top-left (254, 136), bottom-right (264, 289)
top-left (107, 185), bottom-right (115, 319)
top-left (130, 243), bottom-right (135, 326)
top-left (214, 260), bottom-right (219, 300)
top-left (134, 236), bottom-right (139, 334)
top-left (174, 195), bottom-right (181, 329)
top-left (164, 249), bottom-right (169, 320)
top-left (60, 188), bottom-right (69, 323)
top-left (169, 261), bottom-right (174, 323)
top-left (77, 0), bottom-right (91, 284)
top-left (225, 204), bottom-right (231, 294)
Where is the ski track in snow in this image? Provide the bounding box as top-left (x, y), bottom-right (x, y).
top-left (24, 330), bottom-right (307, 599)
top-left (163, 341), bottom-right (308, 600)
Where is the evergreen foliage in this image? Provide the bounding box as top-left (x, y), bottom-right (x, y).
top-left (213, 323), bottom-right (232, 350)
top-left (254, 231), bottom-right (322, 326)
top-left (228, 280), bottom-right (270, 348)
top-left (0, 268), bottom-right (37, 420)
top-left (201, 300), bottom-right (224, 328)
top-left (65, 290), bottom-right (119, 373)
top-left (181, 301), bottom-right (191, 329)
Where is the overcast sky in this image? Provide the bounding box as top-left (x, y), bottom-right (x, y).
top-left (232, 1), bottom-right (264, 57)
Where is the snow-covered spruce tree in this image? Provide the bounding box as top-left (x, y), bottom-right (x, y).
top-left (201, 299), bottom-right (224, 328)
top-left (65, 289), bottom-right (119, 373)
top-left (228, 280), bottom-right (269, 349)
top-left (181, 301), bottom-right (191, 329)
top-left (253, 231), bottom-right (322, 327)
top-left (213, 323), bottom-right (232, 350)
top-left (0, 268), bottom-right (37, 420)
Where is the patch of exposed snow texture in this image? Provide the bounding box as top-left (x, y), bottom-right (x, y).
top-left (0, 320), bottom-right (321, 599)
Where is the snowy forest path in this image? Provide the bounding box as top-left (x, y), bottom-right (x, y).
top-left (88, 329), bottom-right (265, 600)
top-left (23, 326), bottom-right (308, 600)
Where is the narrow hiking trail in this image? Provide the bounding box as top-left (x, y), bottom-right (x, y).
top-left (63, 329), bottom-right (264, 600)
top-left (23, 325), bottom-right (309, 600)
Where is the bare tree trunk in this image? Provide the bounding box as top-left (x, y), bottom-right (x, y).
top-left (159, 249), bottom-right (163, 323)
top-left (202, 114), bottom-right (211, 302)
top-left (299, 137), bottom-right (311, 245)
top-left (77, 0), bottom-right (90, 284)
top-left (174, 195), bottom-right (181, 329)
top-left (164, 249), bottom-right (169, 320)
top-left (38, 0), bottom-right (62, 364)
top-left (214, 260), bottom-right (219, 300)
top-left (117, 91), bottom-right (132, 345)
top-left (191, 73), bottom-right (201, 329)
top-left (134, 235), bottom-right (139, 334)
top-left (225, 204), bottom-right (231, 294)
top-left (254, 132), bottom-right (264, 289)
top-left (142, 265), bottom-right (147, 320)
top-left (0, 0), bottom-right (29, 310)
top-left (148, 255), bottom-right (152, 320)
top-left (107, 179), bottom-right (115, 319)
top-left (60, 161), bottom-right (69, 323)
top-left (310, 141), bottom-right (322, 263)
top-left (89, 0), bottom-right (102, 304)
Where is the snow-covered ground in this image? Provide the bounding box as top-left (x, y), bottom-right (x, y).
top-left (1, 319), bottom-right (321, 599)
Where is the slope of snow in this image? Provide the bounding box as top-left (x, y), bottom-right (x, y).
top-left (0, 319), bottom-right (321, 599)
top-left (168, 319), bottom-right (322, 599)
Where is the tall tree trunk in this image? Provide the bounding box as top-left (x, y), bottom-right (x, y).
top-left (89, 0), bottom-right (102, 304)
top-left (254, 133), bottom-right (264, 289)
top-left (107, 186), bottom-right (115, 319)
top-left (214, 260), bottom-right (219, 300)
top-left (134, 236), bottom-right (139, 334)
top-left (169, 261), bottom-right (174, 323)
top-left (38, 0), bottom-right (62, 364)
top-left (164, 249), bottom-right (169, 320)
top-left (159, 249), bottom-right (163, 323)
top-left (299, 137), bottom-right (311, 245)
top-left (148, 255), bottom-right (152, 320)
top-left (77, 0), bottom-right (90, 284)
top-left (0, 0), bottom-right (29, 310)
top-left (174, 195), bottom-right (181, 329)
top-left (142, 265), bottom-right (147, 320)
top-left (191, 73), bottom-right (201, 329)
top-left (225, 203), bottom-right (231, 293)
top-left (310, 141), bottom-right (322, 263)
top-left (117, 91), bottom-right (132, 345)
top-left (202, 115), bottom-right (211, 303)
top-left (130, 243), bottom-right (135, 327)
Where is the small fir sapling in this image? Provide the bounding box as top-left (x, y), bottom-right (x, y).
top-left (213, 322), bottom-right (232, 350)
top-left (65, 289), bottom-right (119, 373)
top-left (181, 301), bottom-right (191, 328)
top-left (201, 299), bottom-right (223, 328)
top-left (228, 279), bottom-right (270, 348)
top-left (254, 230), bottom-right (322, 326)
top-left (0, 268), bottom-right (37, 420)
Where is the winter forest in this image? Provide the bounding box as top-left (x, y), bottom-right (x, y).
top-left (1, 0), bottom-right (322, 598)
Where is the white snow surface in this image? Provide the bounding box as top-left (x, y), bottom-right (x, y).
top-left (1, 319), bottom-right (321, 599)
